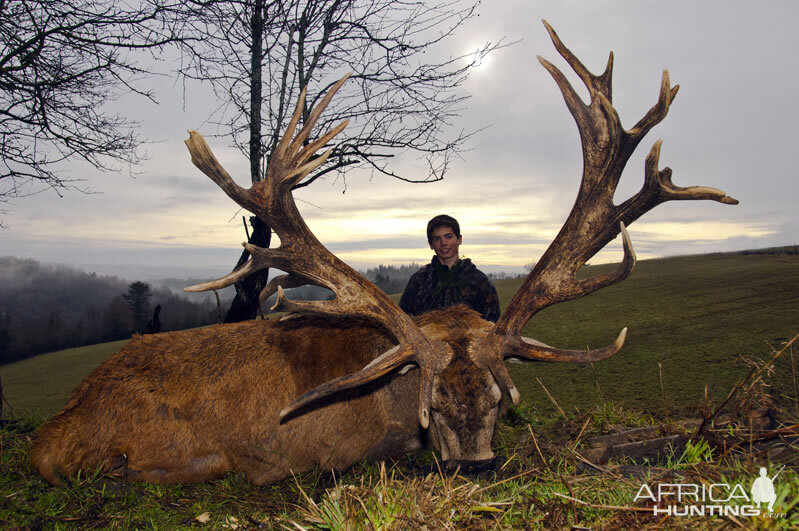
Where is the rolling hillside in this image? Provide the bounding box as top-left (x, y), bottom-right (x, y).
top-left (502, 252), bottom-right (799, 415)
top-left (1, 251), bottom-right (797, 418)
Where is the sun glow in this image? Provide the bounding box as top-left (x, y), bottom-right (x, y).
top-left (464, 42), bottom-right (493, 72)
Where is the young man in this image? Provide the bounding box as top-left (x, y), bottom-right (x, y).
top-left (399, 214), bottom-right (501, 322)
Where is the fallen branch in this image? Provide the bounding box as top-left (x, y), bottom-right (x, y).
top-left (536, 377), bottom-right (566, 418)
top-left (753, 423), bottom-right (799, 442)
top-left (528, 424), bottom-right (551, 473)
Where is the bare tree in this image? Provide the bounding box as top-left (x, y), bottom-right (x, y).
top-left (0, 0), bottom-right (181, 209)
top-left (172, 0), bottom-right (501, 321)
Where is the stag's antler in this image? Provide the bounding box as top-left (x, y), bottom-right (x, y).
top-left (475, 20), bottom-right (738, 404)
top-left (183, 75), bottom-right (451, 428)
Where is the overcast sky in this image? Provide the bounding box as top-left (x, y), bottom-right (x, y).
top-left (1, 1), bottom-right (796, 282)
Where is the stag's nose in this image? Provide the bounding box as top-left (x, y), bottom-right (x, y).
top-left (443, 457), bottom-right (499, 475)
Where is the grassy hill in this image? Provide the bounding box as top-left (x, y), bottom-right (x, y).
top-left (501, 252), bottom-right (799, 415)
top-left (1, 251), bottom-right (797, 418)
top-left (1, 340), bottom-right (129, 417)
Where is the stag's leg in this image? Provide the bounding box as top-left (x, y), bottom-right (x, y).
top-left (120, 453), bottom-right (231, 484)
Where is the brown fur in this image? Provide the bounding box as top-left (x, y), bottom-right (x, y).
top-left (30, 306), bottom-right (499, 485)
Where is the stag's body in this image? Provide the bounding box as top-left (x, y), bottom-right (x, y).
top-left (31, 307), bottom-right (498, 484)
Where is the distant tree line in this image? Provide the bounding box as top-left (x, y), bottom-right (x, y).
top-left (361, 264), bottom-right (423, 295)
top-left (736, 245), bottom-right (799, 256)
top-left (0, 257), bottom-right (516, 364)
top-left (359, 264), bottom-right (520, 295)
top-left (0, 257), bottom-right (218, 365)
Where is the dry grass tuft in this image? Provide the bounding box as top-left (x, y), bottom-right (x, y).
top-left (292, 459), bottom-right (516, 529)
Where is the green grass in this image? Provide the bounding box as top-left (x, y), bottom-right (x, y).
top-left (0, 340), bottom-right (129, 417)
top-left (496, 252), bottom-right (799, 416)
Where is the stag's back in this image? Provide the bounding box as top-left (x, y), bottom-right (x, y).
top-left (30, 315), bottom-right (402, 484)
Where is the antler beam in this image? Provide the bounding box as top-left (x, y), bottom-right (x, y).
top-left (497, 20), bottom-right (737, 337)
top-left (478, 20), bottom-right (737, 402)
top-left (184, 75), bottom-right (449, 428)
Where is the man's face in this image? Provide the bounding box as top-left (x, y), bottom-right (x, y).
top-left (430, 225), bottom-right (462, 266)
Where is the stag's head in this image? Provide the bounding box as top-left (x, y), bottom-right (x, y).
top-left (184, 21), bottom-right (737, 470)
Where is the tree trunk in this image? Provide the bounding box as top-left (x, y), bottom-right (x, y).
top-left (224, 0), bottom-right (270, 324)
top-left (224, 216), bottom-right (271, 323)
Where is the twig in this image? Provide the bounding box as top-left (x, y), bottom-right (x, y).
top-left (213, 290), bottom-right (222, 324)
top-left (719, 441), bottom-right (743, 462)
top-left (723, 512), bottom-right (745, 528)
top-left (536, 377), bottom-right (566, 418)
top-left (591, 362), bottom-right (604, 405)
top-left (476, 467), bottom-right (538, 493)
top-left (528, 424), bottom-right (551, 473)
top-left (559, 473), bottom-right (578, 522)
top-left (570, 449), bottom-right (638, 486)
top-left (572, 417), bottom-right (591, 452)
top-left (753, 423), bottom-right (799, 441)
top-left (695, 332), bottom-right (799, 437)
top-left (791, 344), bottom-right (798, 415)
top-left (571, 450), bottom-right (612, 475)
top-left (552, 492), bottom-right (652, 513)
top-left (242, 215), bottom-right (250, 240)
top-left (290, 471), bottom-right (318, 511)
top-left (658, 361), bottom-right (667, 410)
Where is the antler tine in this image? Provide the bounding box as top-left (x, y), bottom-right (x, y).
top-left (269, 74), bottom-right (351, 190)
top-left (279, 344), bottom-right (416, 421)
top-left (184, 73), bottom-right (447, 428)
top-left (289, 74), bottom-right (351, 156)
top-left (480, 21), bottom-right (737, 377)
top-left (184, 259), bottom-right (255, 293)
top-left (259, 274), bottom-right (309, 304)
top-left (629, 70), bottom-right (679, 138)
top-left (273, 85), bottom-right (306, 160)
top-left (541, 19), bottom-right (613, 101)
top-left (184, 131), bottom-right (261, 216)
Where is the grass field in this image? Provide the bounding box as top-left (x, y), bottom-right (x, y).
top-left (500, 252), bottom-right (799, 416)
top-left (0, 251), bottom-right (797, 528)
top-left (1, 340), bottom-right (129, 417)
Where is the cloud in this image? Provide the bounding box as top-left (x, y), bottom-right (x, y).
top-left (3, 0), bottom-right (797, 279)
top-left (630, 221), bottom-right (776, 243)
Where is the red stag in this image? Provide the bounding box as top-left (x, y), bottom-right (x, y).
top-left (30, 21), bottom-right (736, 485)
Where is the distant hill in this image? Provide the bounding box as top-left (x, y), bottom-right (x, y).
top-left (0, 257), bottom-right (218, 364)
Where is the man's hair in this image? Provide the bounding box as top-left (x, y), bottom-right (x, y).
top-left (426, 214), bottom-right (461, 243)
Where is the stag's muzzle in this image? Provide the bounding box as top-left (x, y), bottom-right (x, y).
top-left (443, 457), bottom-right (499, 475)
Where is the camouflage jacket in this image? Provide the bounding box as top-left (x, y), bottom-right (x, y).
top-left (399, 257), bottom-right (500, 322)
